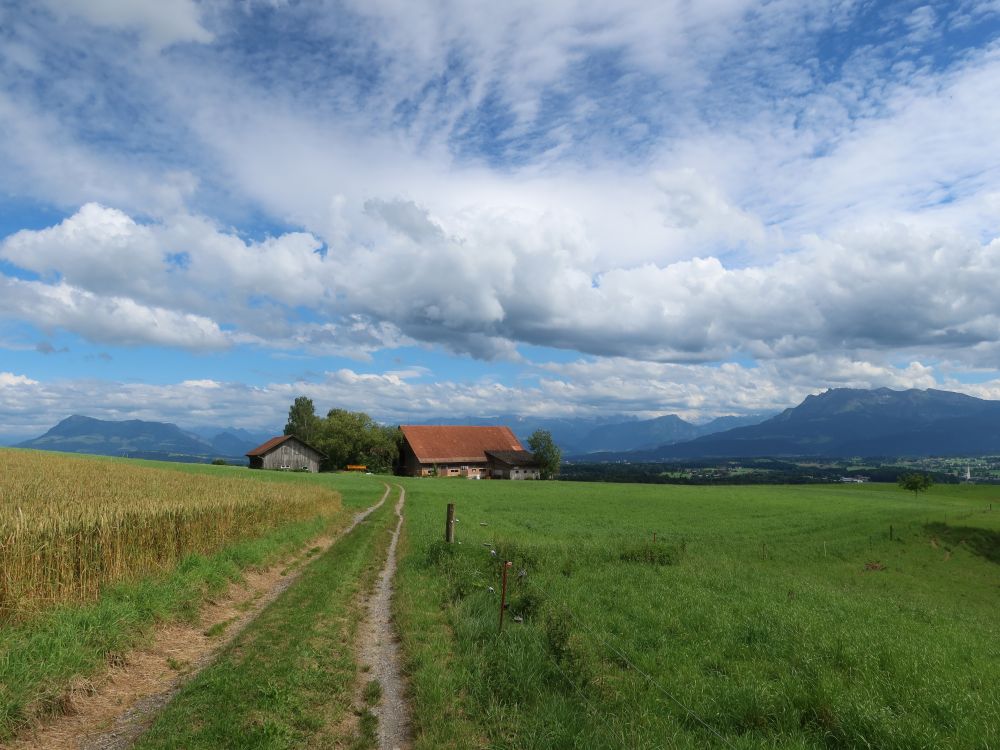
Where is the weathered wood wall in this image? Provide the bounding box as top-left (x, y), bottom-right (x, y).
top-left (255, 442), bottom-right (322, 472)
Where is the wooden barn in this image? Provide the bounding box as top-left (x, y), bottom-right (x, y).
top-left (398, 425), bottom-right (541, 479)
top-left (246, 435), bottom-right (325, 473)
top-left (485, 450), bottom-right (542, 480)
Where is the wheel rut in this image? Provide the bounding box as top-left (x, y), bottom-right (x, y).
top-left (353, 484), bottom-right (411, 750)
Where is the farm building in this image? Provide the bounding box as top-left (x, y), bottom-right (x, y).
top-left (398, 425), bottom-right (541, 479)
top-left (485, 450), bottom-right (542, 480)
top-left (246, 435), bottom-right (325, 473)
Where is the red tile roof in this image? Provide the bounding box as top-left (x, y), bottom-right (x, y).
top-left (246, 435), bottom-right (326, 458)
top-left (400, 425), bottom-right (524, 463)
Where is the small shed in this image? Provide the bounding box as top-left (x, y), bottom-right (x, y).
top-left (246, 435), bottom-right (325, 473)
top-left (485, 450), bottom-right (542, 480)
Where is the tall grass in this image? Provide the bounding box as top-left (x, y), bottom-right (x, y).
top-left (0, 449), bottom-right (341, 621)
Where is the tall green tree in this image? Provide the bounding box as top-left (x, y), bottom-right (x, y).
top-left (898, 472), bottom-right (934, 498)
top-left (284, 396), bottom-right (322, 445)
top-left (288, 404), bottom-right (400, 473)
top-left (527, 429), bottom-right (562, 479)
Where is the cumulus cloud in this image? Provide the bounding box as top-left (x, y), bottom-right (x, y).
top-left (3, 202), bottom-right (1000, 368)
top-left (1, 2), bottom-right (1000, 421)
top-left (0, 275), bottom-right (229, 350)
top-left (0, 372), bottom-right (38, 387)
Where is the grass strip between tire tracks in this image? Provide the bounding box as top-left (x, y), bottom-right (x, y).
top-left (133, 487), bottom-right (397, 749)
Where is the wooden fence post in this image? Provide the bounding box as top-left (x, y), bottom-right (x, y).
top-left (445, 503), bottom-right (455, 543)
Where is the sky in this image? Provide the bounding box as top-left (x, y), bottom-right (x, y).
top-left (2, 0), bottom-right (1000, 441)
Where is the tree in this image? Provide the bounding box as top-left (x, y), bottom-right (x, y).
top-left (898, 472), bottom-right (933, 497)
top-left (285, 402), bottom-right (401, 473)
top-left (284, 396), bottom-right (322, 445)
top-left (527, 429), bottom-right (561, 479)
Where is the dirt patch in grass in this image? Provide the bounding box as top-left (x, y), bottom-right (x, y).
top-left (925, 521), bottom-right (1000, 564)
top-left (5, 486), bottom-right (392, 750)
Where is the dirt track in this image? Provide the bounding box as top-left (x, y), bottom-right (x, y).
top-left (354, 484), bottom-right (411, 750)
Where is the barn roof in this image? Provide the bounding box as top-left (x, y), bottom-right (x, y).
top-left (246, 435), bottom-right (326, 458)
top-left (400, 425), bottom-right (524, 463)
top-left (485, 449), bottom-right (539, 467)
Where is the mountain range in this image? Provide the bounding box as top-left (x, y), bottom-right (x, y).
top-left (590, 387), bottom-right (1000, 460)
top-left (424, 412), bottom-right (771, 454)
top-left (12, 387), bottom-right (1000, 464)
top-left (15, 416), bottom-right (271, 463)
top-left (8, 411), bottom-right (768, 461)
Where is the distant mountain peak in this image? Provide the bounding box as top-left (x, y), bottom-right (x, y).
top-left (644, 387), bottom-right (1000, 459)
top-left (16, 415), bottom-right (257, 463)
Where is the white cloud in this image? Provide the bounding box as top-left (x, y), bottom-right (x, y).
top-left (40, 0), bottom-right (213, 50)
top-left (0, 276), bottom-right (230, 350)
top-left (0, 92), bottom-right (198, 217)
top-left (1, 1), bottom-right (1000, 421)
top-left (0, 372), bottom-right (38, 387)
top-left (180, 379), bottom-right (222, 388)
top-left (4, 203), bottom-right (1000, 368)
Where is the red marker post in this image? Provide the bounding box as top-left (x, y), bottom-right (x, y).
top-left (499, 560), bottom-right (513, 632)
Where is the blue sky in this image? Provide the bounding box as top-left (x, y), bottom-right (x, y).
top-left (2, 0), bottom-right (1000, 441)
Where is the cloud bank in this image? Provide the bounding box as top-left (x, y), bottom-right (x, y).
top-left (1, 1), bottom-right (999, 427)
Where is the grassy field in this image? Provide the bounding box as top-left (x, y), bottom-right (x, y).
top-left (0, 449), bottom-right (345, 620)
top-left (3, 453), bottom-right (998, 748)
top-left (389, 477), bottom-right (1000, 749)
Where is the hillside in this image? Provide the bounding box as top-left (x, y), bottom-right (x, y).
top-left (639, 387), bottom-right (1000, 458)
top-left (16, 415), bottom-right (257, 462)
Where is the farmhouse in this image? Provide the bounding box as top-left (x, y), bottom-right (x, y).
top-left (246, 435), bottom-right (325, 473)
top-left (399, 425), bottom-right (541, 479)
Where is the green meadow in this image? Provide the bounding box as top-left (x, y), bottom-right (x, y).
top-left (390, 478), bottom-right (1000, 749)
top-left (2, 453), bottom-right (998, 748)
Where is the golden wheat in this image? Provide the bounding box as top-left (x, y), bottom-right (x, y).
top-left (0, 450), bottom-right (341, 620)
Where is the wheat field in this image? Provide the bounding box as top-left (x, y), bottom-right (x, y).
top-left (0, 449), bottom-right (341, 621)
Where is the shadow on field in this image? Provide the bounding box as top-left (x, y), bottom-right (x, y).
top-left (925, 522), bottom-right (1000, 564)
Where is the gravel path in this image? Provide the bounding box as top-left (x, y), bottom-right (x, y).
top-left (7, 484), bottom-right (393, 750)
top-left (355, 484), bottom-right (411, 750)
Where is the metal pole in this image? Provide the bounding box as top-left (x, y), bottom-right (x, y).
top-left (499, 560), bottom-right (512, 632)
